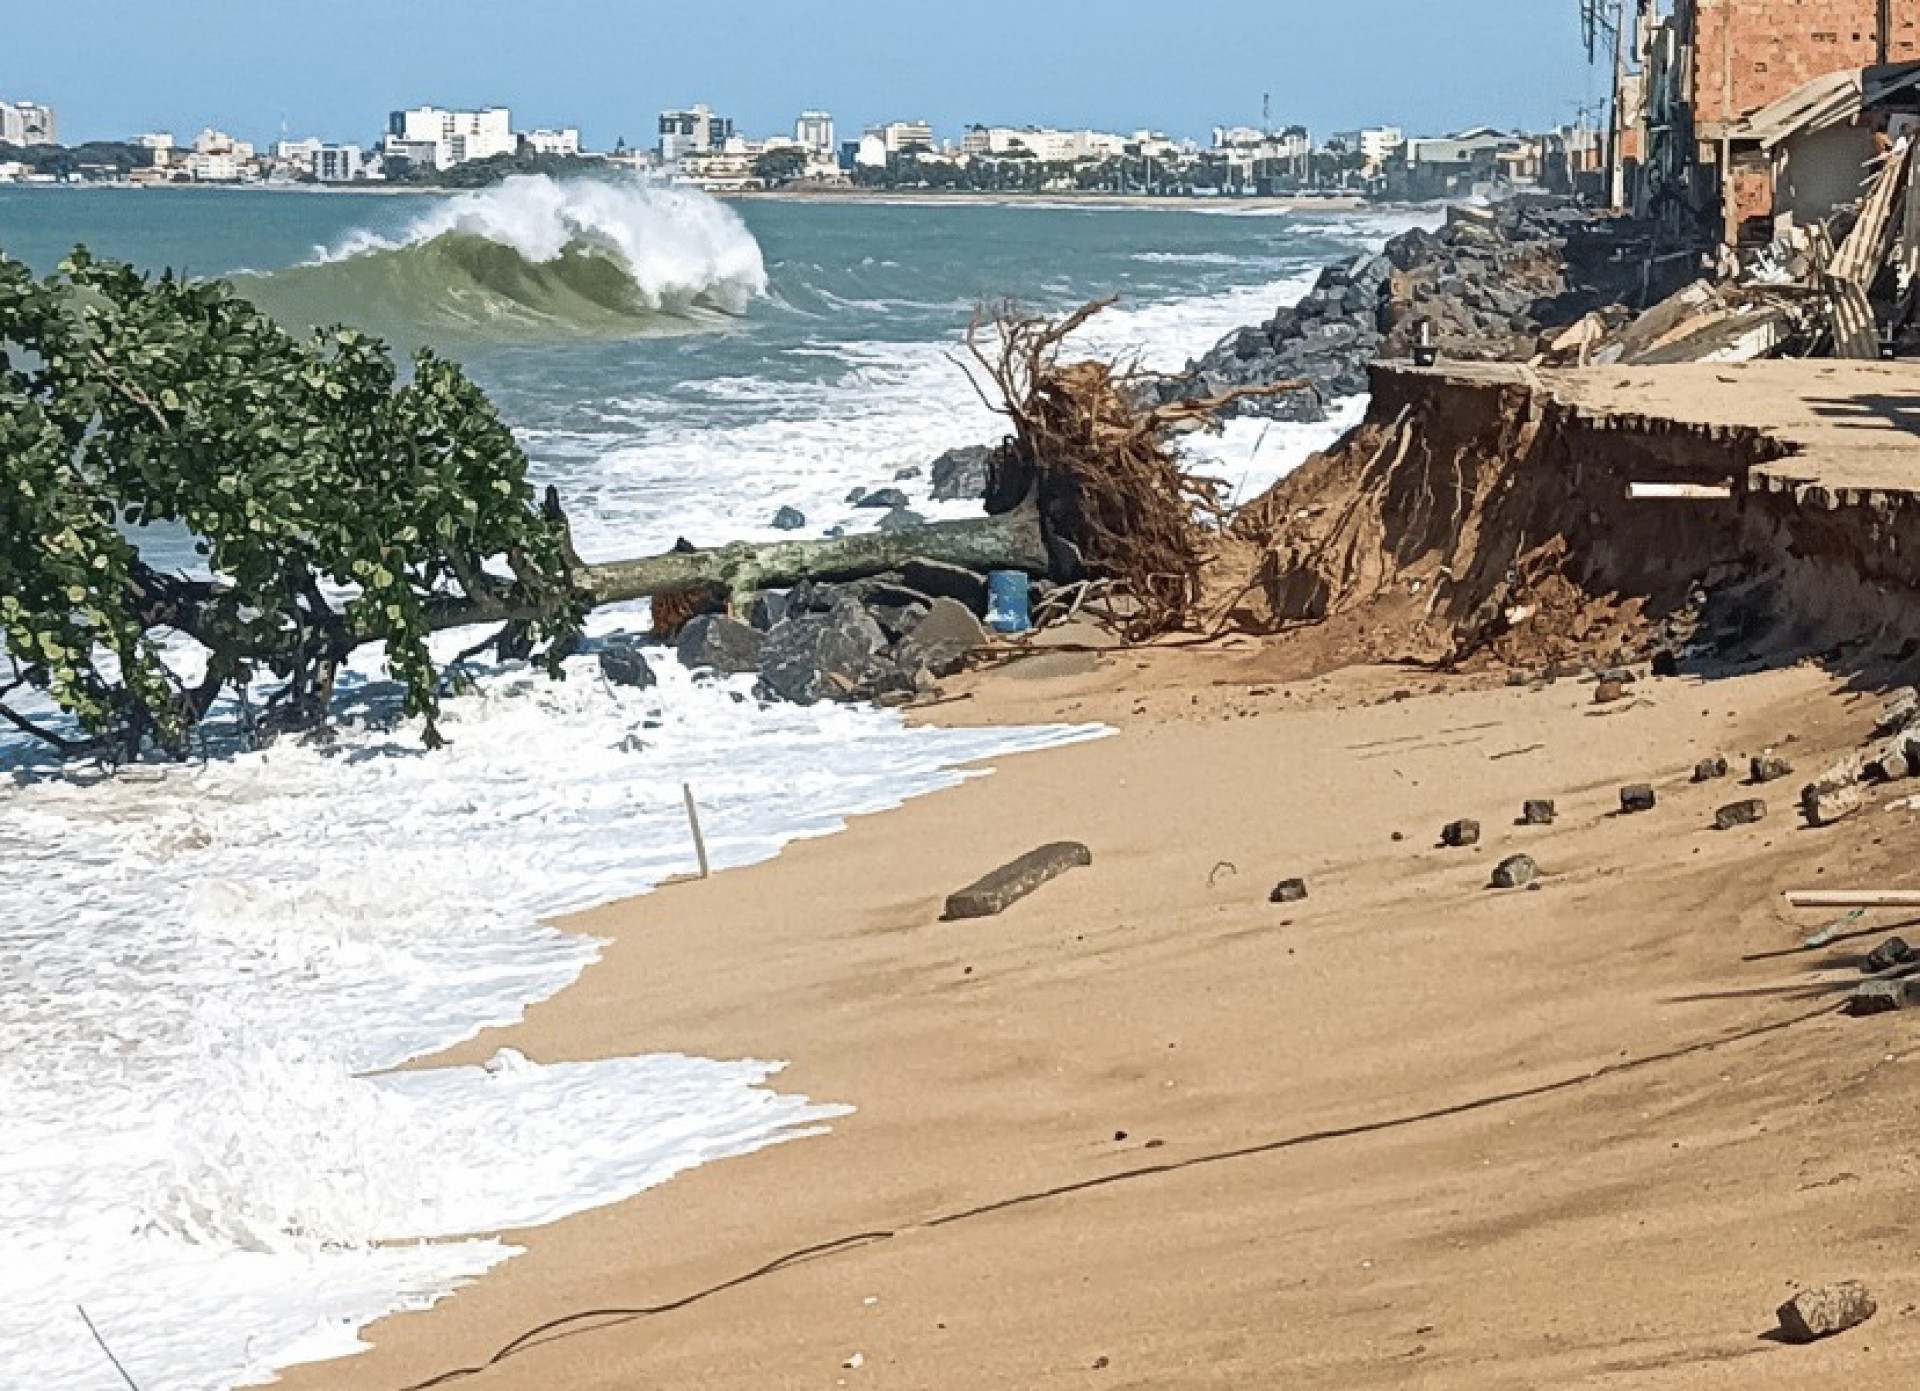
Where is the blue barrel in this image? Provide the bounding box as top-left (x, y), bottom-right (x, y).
top-left (985, 570), bottom-right (1031, 634)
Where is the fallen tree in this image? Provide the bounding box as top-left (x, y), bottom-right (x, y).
top-left (0, 250), bottom-right (1281, 759)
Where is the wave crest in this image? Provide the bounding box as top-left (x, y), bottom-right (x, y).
top-left (251, 175), bottom-right (768, 343)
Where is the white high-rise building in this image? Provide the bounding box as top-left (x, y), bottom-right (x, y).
top-left (659, 105), bottom-right (734, 164)
top-left (0, 101), bottom-right (57, 147)
top-left (385, 106), bottom-right (515, 170)
top-left (315, 145), bottom-right (365, 183)
top-left (795, 110), bottom-right (835, 155)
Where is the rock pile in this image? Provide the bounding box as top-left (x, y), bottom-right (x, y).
top-left (600, 560), bottom-right (999, 709)
top-left (1139, 197), bottom-right (1650, 426)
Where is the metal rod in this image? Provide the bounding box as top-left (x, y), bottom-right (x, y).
top-left (683, 782), bottom-right (711, 879)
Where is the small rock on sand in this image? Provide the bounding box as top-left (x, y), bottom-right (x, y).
top-left (1865, 937), bottom-right (1916, 973)
top-left (1619, 784), bottom-right (1656, 814)
top-left (1269, 878), bottom-right (1310, 904)
top-left (1714, 799), bottom-right (1767, 830)
top-left (1776, 1282), bottom-right (1875, 1343)
top-left (1593, 680), bottom-right (1628, 705)
top-left (1441, 819), bottom-right (1481, 848)
top-left (1692, 757), bottom-right (1730, 783)
top-left (1491, 855), bottom-right (1538, 889)
top-left (1751, 754), bottom-right (1794, 784)
top-left (1521, 799), bottom-right (1556, 826)
top-left (1801, 781), bottom-right (1865, 827)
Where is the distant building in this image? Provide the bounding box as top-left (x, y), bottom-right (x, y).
top-left (795, 110), bottom-right (835, 155)
top-left (1330, 126), bottom-right (1405, 174)
top-left (659, 105), bottom-right (734, 163)
top-left (962, 126), bottom-right (1128, 162)
top-left (386, 106), bottom-right (515, 170)
top-left (185, 151), bottom-right (244, 182)
top-left (314, 144), bottom-right (364, 183)
top-left (137, 132), bottom-right (175, 152)
top-left (0, 100), bottom-right (57, 147)
top-left (868, 120), bottom-right (935, 155)
top-left (275, 138), bottom-right (326, 173)
top-left (522, 127), bottom-right (581, 157)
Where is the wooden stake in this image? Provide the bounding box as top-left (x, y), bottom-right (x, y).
top-left (1787, 890), bottom-right (1920, 910)
top-left (683, 783), bottom-right (711, 880)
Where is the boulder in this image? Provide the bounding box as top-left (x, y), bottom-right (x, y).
top-left (900, 558), bottom-right (991, 615)
top-left (771, 505), bottom-right (807, 531)
top-left (756, 598), bottom-right (890, 705)
top-left (675, 614), bottom-right (765, 676)
top-left (1619, 784), bottom-right (1657, 814)
top-left (929, 445), bottom-right (994, 502)
top-left (745, 591), bottom-right (790, 632)
top-left (896, 597), bottom-right (989, 678)
top-left (597, 638), bottom-right (658, 690)
top-left (855, 487), bottom-right (912, 510)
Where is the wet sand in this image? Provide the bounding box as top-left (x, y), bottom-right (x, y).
top-left (288, 635), bottom-right (1920, 1390)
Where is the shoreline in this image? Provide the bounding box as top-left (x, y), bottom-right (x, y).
top-left (276, 607), bottom-right (1920, 1389)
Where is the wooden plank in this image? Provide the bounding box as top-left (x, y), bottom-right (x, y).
top-left (1832, 140), bottom-right (1914, 289)
top-left (944, 842), bottom-right (1092, 920)
top-left (1830, 277), bottom-right (1881, 360)
top-left (1627, 481), bottom-right (1734, 500)
top-left (1786, 890), bottom-right (1920, 910)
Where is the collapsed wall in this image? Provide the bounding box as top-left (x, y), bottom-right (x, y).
top-left (1218, 363), bottom-right (1920, 673)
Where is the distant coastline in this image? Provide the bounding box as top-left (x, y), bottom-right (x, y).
top-left (1, 178), bottom-right (1374, 213)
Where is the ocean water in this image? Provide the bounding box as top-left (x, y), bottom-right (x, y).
top-left (0, 178), bottom-right (1411, 1389)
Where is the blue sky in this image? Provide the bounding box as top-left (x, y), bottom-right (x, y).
top-left (7, 1), bottom-right (1600, 149)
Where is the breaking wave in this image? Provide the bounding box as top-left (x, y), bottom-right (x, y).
top-left (246, 175), bottom-right (768, 343)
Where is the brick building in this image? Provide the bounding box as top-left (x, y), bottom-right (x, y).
top-left (1689, 0), bottom-right (1919, 138)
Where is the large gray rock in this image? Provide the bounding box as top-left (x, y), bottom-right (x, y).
top-left (770, 505), bottom-right (807, 531)
top-left (855, 487), bottom-right (911, 511)
top-left (756, 598), bottom-right (889, 705)
top-left (900, 558), bottom-right (990, 615)
top-left (929, 445), bottom-right (993, 502)
top-left (896, 597), bottom-right (989, 678)
top-left (675, 613), bottom-right (764, 676)
top-left (597, 638), bottom-right (658, 690)
top-left (876, 507), bottom-right (928, 532)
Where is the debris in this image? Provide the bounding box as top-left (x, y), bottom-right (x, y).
top-left (1269, 878), bottom-right (1310, 905)
top-left (1440, 819), bottom-right (1482, 848)
top-left (1864, 937), bottom-right (1916, 973)
top-left (1692, 757), bottom-right (1730, 783)
top-left (1789, 890), bottom-right (1920, 909)
top-left (1750, 754), bottom-right (1795, 784)
top-left (843, 1351), bottom-right (867, 1370)
top-left (1800, 781), bottom-right (1865, 828)
top-left (1619, 784), bottom-right (1657, 814)
top-left (1776, 1282), bottom-right (1876, 1343)
top-left (945, 842), bottom-right (1093, 920)
top-left (1848, 980), bottom-right (1914, 1015)
top-left (1521, 799), bottom-right (1556, 826)
top-left (1803, 908), bottom-right (1867, 949)
top-left (1491, 855), bottom-right (1539, 890)
top-left (1714, 799), bottom-right (1768, 830)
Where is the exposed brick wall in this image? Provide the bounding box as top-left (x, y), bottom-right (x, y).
top-left (1692, 0), bottom-right (1920, 132)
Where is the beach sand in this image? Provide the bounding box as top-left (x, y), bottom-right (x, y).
top-left (282, 629), bottom-right (1920, 1390)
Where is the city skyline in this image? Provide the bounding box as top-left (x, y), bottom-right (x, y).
top-left (5, 0), bottom-right (1600, 150)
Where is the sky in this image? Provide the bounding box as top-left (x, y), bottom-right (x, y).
top-left (5, 1), bottom-right (1602, 150)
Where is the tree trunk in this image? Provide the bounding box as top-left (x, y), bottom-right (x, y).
top-left (418, 501), bottom-right (1049, 636)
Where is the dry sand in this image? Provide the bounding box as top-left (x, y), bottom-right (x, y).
top-left (281, 629), bottom-right (1920, 1390)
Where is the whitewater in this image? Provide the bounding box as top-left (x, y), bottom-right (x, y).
top-left (0, 176), bottom-right (1418, 1389)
